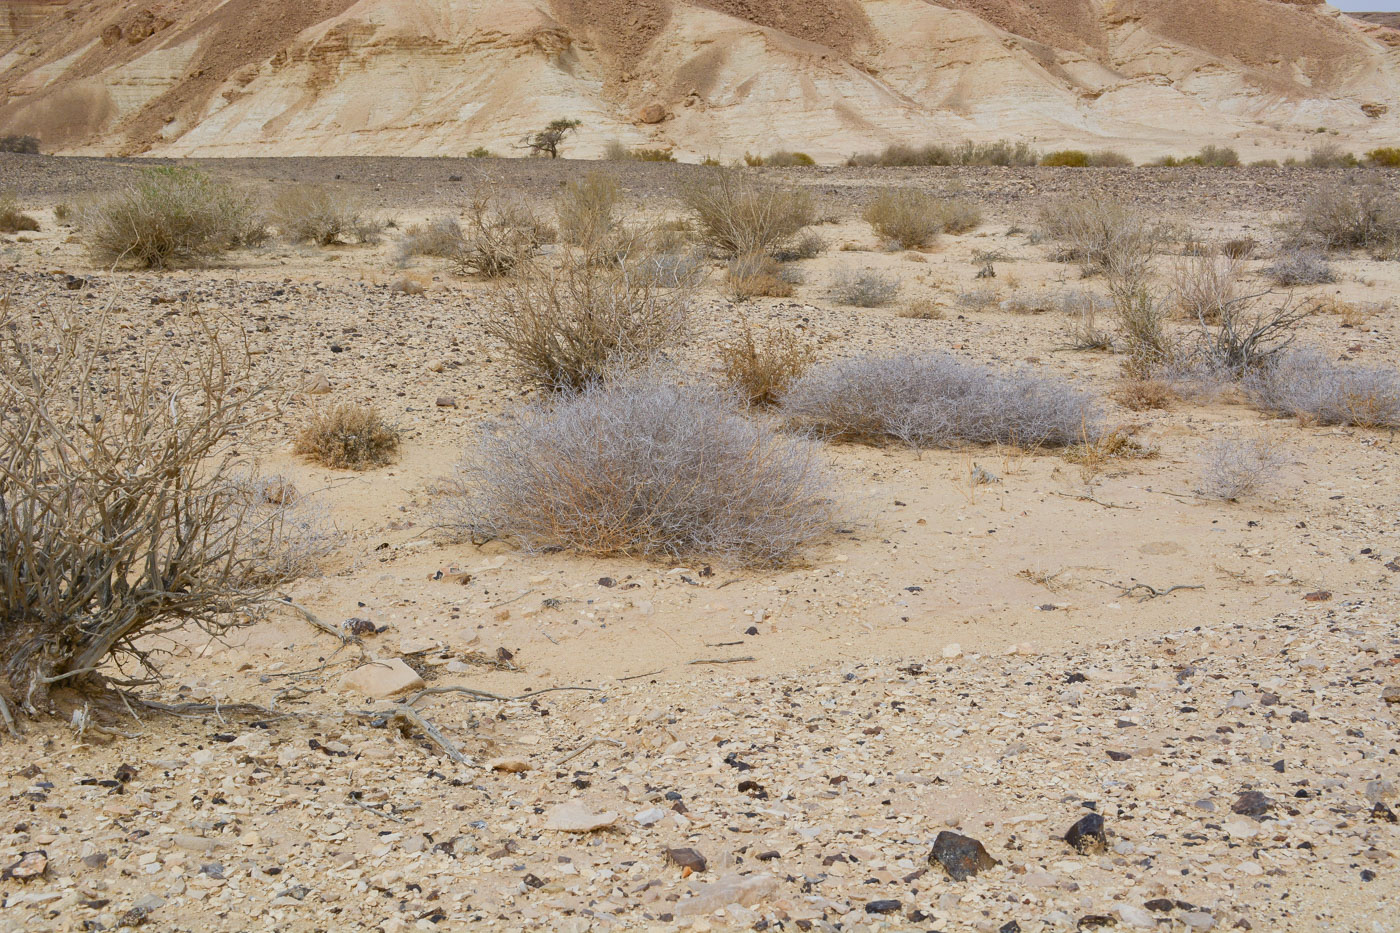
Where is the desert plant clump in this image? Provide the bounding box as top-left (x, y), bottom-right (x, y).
top-left (295, 403), bottom-right (402, 470)
top-left (1303, 143), bottom-right (1359, 169)
top-left (899, 297), bottom-right (944, 320)
top-left (556, 172), bottom-right (621, 250)
top-left (1041, 150), bottom-right (1134, 168)
top-left (0, 193), bottom-right (40, 233)
top-left (0, 134), bottom-right (40, 154)
top-left (726, 253), bottom-right (796, 299)
top-left (679, 170), bottom-right (814, 256)
top-left (1244, 349), bottom-right (1400, 428)
top-left (1038, 196), bottom-right (1165, 276)
top-left (1264, 249), bottom-right (1333, 286)
top-left (1196, 437), bottom-right (1285, 501)
top-left (1061, 295), bottom-right (1115, 351)
top-left (485, 246), bottom-right (699, 391)
top-left (0, 306), bottom-right (331, 715)
top-left (833, 269), bottom-right (900, 307)
top-left (1294, 183), bottom-right (1400, 255)
top-left (1154, 145), bottom-right (1240, 168)
top-left (782, 353), bottom-right (1102, 449)
top-left (763, 151), bottom-right (817, 167)
top-left (81, 167), bottom-right (258, 269)
top-left (442, 376), bottom-right (838, 565)
top-left (863, 189), bottom-right (982, 248)
top-left (1106, 269), bottom-right (1173, 380)
top-left (1366, 147), bottom-right (1400, 168)
top-left (1172, 253), bottom-right (1245, 324)
top-left (1221, 237), bottom-right (1257, 259)
top-left (718, 316), bottom-right (816, 406)
top-left (457, 195), bottom-right (550, 277)
top-left (849, 139), bottom-right (1039, 167)
top-left (522, 118), bottom-right (581, 158)
top-left (395, 216), bottom-right (465, 263)
top-left (773, 231), bottom-right (827, 262)
top-left (271, 185), bottom-right (383, 246)
top-left (1113, 379), bottom-right (1176, 411)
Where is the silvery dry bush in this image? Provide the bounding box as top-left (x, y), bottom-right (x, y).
top-left (0, 306), bottom-right (333, 718)
top-left (782, 353), bottom-right (1102, 449)
top-left (1244, 349), bottom-right (1400, 428)
top-left (1196, 437), bottom-right (1285, 501)
top-left (440, 376), bottom-right (838, 565)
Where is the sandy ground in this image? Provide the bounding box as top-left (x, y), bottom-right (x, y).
top-left (1, 157), bottom-right (1398, 932)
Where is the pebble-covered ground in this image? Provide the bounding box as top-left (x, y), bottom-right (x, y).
top-left (2, 158), bottom-right (1399, 932)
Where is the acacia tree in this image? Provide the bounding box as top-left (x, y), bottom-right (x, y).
top-left (523, 119), bottom-right (581, 159)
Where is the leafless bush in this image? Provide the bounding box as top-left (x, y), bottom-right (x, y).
top-left (637, 250), bottom-right (708, 288)
top-left (1196, 437), bottom-right (1284, 501)
top-left (442, 377), bottom-right (837, 565)
top-left (1244, 349), bottom-right (1400, 427)
top-left (833, 269), bottom-right (900, 307)
top-left (0, 193), bottom-right (39, 233)
top-left (1172, 253), bottom-right (1245, 324)
top-left (1107, 273), bottom-right (1173, 380)
top-left (395, 216), bottom-right (464, 264)
top-left (1113, 379), bottom-right (1176, 411)
top-left (900, 298), bottom-right (944, 320)
top-left (863, 190), bottom-right (982, 248)
top-left (1061, 295), bottom-right (1115, 350)
top-left (1303, 143), bottom-right (1359, 169)
top-left (271, 185), bottom-right (383, 245)
top-left (295, 403), bottom-right (402, 470)
top-left (485, 245), bottom-right (698, 390)
top-left (0, 306), bottom-right (329, 714)
top-left (782, 353), bottom-right (1102, 449)
top-left (1039, 196), bottom-right (1165, 276)
top-left (557, 172), bottom-right (620, 250)
top-left (1295, 183), bottom-right (1400, 255)
top-left (1264, 249), bottom-right (1333, 286)
top-left (1221, 237), bottom-right (1257, 260)
top-left (727, 253), bottom-right (795, 299)
top-left (0, 135), bottom-right (40, 154)
top-left (718, 316), bottom-right (816, 406)
top-left (848, 139), bottom-right (1038, 167)
top-left (956, 286), bottom-right (1000, 312)
top-left (773, 231), bottom-right (826, 262)
top-left (81, 167), bottom-right (259, 269)
top-left (678, 170), bottom-right (814, 256)
top-left (457, 195), bottom-right (550, 277)
top-left (1181, 284), bottom-right (1312, 376)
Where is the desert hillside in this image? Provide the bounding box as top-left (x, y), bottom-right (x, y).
top-left (1, 0), bottom-right (1397, 160)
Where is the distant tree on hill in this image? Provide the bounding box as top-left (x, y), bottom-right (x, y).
top-left (0, 135), bottom-right (40, 154)
top-left (522, 119), bottom-right (581, 159)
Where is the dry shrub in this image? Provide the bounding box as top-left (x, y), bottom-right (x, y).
top-left (81, 167), bottom-right (258, 269)
top-left (1303, 143), bottom-right (1358, 169)
top-left (773, 231), bottom-right (826, 262)
top-left (1061, 296), bottom-right (1114, 350)
top-left (865, 190), bottom-right (937, 248)
top-left (1189, 289), bottom-right (1311, 376)
top-left (1367, 147), bottom-right (1400, 168)
top-left (53, 203), bottom-right (73, 223)
top-left (1244, 349), bottom-right (1400, 427)
top-left (783, 353), bottom-right (1101, 449)
top-left (727, 253), bottom-right (795, 299)
top-left (849, 139), bottom-right (1038, 167)
top-left (1113, 379), bottom-right (1176, 410)
top-left (485, 246), bottom-right (698, 390)
top-left (1062, 429), bottom-right (1155, 470)
top-left (295, 403), bottom-right (401, 470)
top-left (1196, 437), bottom-right (1284, 501)
top-left (0, 134), bottom-right (40, 154)
top-left (1041, 150), bottom-right (1134, 167)
top-left (0, 193), bottom-right (39, 233)
top-left (1107, 274), bottom-right (1172, 380)
top-left (395, 216), bottom-right (464, 263)
top-left (0, 306), bottom-right (330, 714)
top-left (556, 172), bottom-right (620, 250)
top-left (678, 170), bottom-right (814, 256)
top-left (900, 298), bottom-right (944, 320)
top-left (718, 316), bottom-right (816, 406)
top-left (833, 269), bottom-right (900, 307)
top-left (442, 377), bottom-right (837, 565)
top-left (1264, 249), bottom-right (1333, 286)
top-left (1296, 184), bottom-right (1400, 255)
top-left (1155, 145), bottom-right (1239, 167)
top-left (457, 195), bottom-right (550, 277)
top-left (1221, 237), bottom-right (1257, 260)
top-left (271, 185), bottom-right (382, 246)
top-left (1172, 253), bottom-right (1245, 323)
top-left (763, 151), bottom-right (817, 167)
top-left (1039, 196), bottom-right (1165, 276)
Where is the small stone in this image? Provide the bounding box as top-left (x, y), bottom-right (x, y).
top-left (635, 807), bottom-right (667, 826)
top-left (172, 834), bottom-right (221, 854)
top-left (1372, 802), bottom-right (1397, 823)
top-left (304, 373), bottom-right (332, 395)
top-left (673, 872), bottom-right (777, 917)
top-left (1064, 813), bottom-right (1107, 854)
top-left (1181, 911), bottom-right (1216, 931)
top-left (487, 757), bottom-right (531, 773)
top-left (1117, 904), bottom-right (1156, 928)
top-left (1231, 790), bottom-right (1273, 819)
top-left (436, 396), bottom-right (457, 408)
top-left (426, 360), bottom-right (445, 373)
top-left (638, 102), bottom-right (667, 124)
top-left (337, 659), bottom-right (424, 698)
top-left (928, 830), bottom-right (998, 880)
top-left (1, 851), bottom-right (47, 881)
top-left (1302, 590), bottom-right (1331, 602)
top-left (543, 803), bottom-right (618, 833)
top-left (667, 847), bottom-right (707, 872)
top-left (865, 899), bottom-right (901, 915)
top-left (81, 853), bottom-right (108, 870)
top-left (1382, 685), bottom-right (1400, 705)
top-left (942, 643), bottom-right (963, 660)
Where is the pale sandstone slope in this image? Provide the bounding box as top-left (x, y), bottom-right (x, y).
top-left (0, 0), bottom-right (1397, 160)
